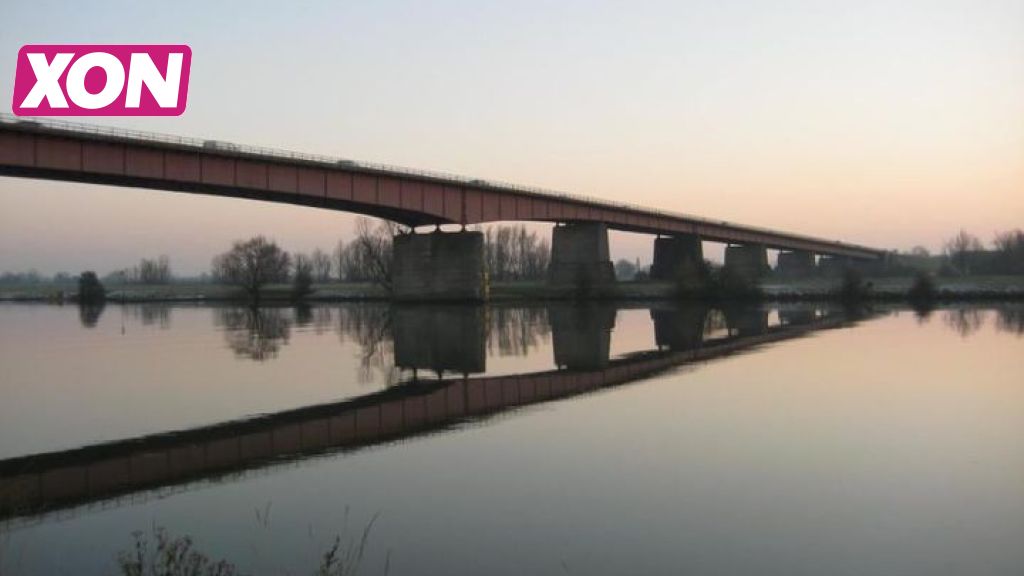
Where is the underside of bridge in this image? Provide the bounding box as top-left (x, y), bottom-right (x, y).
top-left (386, 225), bottom-right (884, 301)
top-left (0, 116), bottom-right (889, 301)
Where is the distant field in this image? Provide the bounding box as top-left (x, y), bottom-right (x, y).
top-left (0, 282), bottom-right (388, 302)
top-left (762, 275), bottom-right (1024, 298)
top-left (2, 275), bottom-right (1022, 302)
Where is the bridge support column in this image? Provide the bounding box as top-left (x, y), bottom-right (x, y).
top-left (724, 243), bottom-right (769, 281)
top-left (650, 235), bottom-right (704, 287)
top-left (393, 231), bottom-right (485, 301)
top-left (818, 255), bottom-right (850, 277)
top-left (850, 257), bottom-right (884, 276)
top-left (548, 222), bottom-right (615, 296)
top-left (776, 250), bottom-right (816, 277)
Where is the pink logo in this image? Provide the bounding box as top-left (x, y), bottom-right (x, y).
top-left (12, 44), bottom-right (191, 116)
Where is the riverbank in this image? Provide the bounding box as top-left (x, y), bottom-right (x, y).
top-left (1, 275), bottom-right (1022, 303)
top-left (761, 275), bottom-right (1024, 301)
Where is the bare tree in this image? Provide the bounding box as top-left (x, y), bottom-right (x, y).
top-left (614, 258), bottom-right (637, 280)
top-left (105, 255), bottom-right (173, 285)
top-left (993, 229), bottom-right (1024, 274)
top-left (484, 224), bottom-right (549, 281)
top-left (943, 229), bottom-right (983, 275)
top-left (292, 253), bottom-right (314, 298)
top-left (333, 239), bottom-right (347, 281)
top-left (211, 236), bottom-right (291, 304)
top-left (357, 217), bottom-right (398, 289)
top-left (138, 255), bottom-right (172, 284)
top-left (310, 248), bottom-right (332, 282)
top-left (335, 217), bottom-right (399, 288)
top-left (332, 219), bottom-right (398, 285)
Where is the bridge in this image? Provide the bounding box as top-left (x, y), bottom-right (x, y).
top-left (0, 303), bottom-right (852, 526)
top-left (0, 114), bottom-right (887, 299)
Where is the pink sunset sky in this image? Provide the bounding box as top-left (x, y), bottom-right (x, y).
top-left (1, 1), bottom-right (1021, 275)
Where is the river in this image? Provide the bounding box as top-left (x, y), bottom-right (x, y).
top-left (0, 301), bottom-right (1022, 575)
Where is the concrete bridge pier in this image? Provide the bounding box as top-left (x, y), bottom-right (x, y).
top-left (548, 222), bottom-right (615, 296)
top-left (849, 257), bottom-right (886, 276)
top-left (650, 235), bottom-right (704, 288)
top-left (724, 243), bottom-right (769, 281)
top-left (776, 250), bottom-right (816, 277)
top-left (392, 231), bottom-right (485, 301)
top-left (818, 255), bottom-right (851, 277)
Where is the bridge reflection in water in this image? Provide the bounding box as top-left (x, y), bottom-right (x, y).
top-left (0, 303), bottom-right (849, 526)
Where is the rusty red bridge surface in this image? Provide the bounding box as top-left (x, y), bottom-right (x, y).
top-left (0, 114), bottom-right (887, 299)
top-left (0, 114), bottom-right (883, 258)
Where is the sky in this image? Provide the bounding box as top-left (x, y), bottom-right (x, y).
top-left (1, 0), bottom-right (1022, 275)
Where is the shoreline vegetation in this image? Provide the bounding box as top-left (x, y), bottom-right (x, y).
top-left (1, 274), bottom-right (1022, 304)
top-left (3, 225), bottom-right (1020, 305)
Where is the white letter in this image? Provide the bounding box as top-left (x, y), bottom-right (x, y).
top-left (65, 52), bottom-right (125, 110)
top-left (126, 53), bottom-right (182, 108)
top-left (20, 53), bottom-right (73, 108)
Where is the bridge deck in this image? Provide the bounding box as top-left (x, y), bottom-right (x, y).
top-left (0, 114), bottom-right (884, 259)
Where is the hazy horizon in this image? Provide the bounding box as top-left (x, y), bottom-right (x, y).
top-left (2, 0), bottom-right (1022, 276)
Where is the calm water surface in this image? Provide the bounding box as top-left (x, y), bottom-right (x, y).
top-left (0, 301), bottom-right (1022, 575)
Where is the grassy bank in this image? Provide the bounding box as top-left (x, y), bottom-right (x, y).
top-left (761, 275), bottom-right (1024, 300)
top-left (1, 275), bottom-right (1022, 303)
top-left (0, 282), bottom-right (389, 303)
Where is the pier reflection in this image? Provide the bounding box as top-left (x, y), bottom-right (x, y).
top-left (723, 304), bottom-right (770, 337)
top-left (551, 304), bottom-right (616, 370)
top-left (0, 302), bottom-right (851, 526)
top-left (393, 306), bottom-right (486, 377)
top-left (651, 305), bottom-right (708, 351)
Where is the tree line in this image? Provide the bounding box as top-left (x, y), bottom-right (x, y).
top-left (209, 218), bottom-right (554, 302)
top-left (483, 225), bottom-right (550, 282)
top-left (905, 228), bottom-right (1024, 276)
top-left (5, 223), bottom-right (1020, 298)
top-left (105, 256), bottom-right (172, 284)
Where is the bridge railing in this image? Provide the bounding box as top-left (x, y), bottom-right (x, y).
top-left (0, 113), bottom-right (878, 254)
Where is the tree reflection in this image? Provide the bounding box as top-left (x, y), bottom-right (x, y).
top-left (335, 305), bottom-right (395, 383)
top-left (703, 309), bottom-right (729, 337)
top-left (308, 306), bottom-right (335, 335)
top-left (995, 305), bottom-right (1024, 336)
top-left (487, 307), bottom-right (550, 357)
top-left (287, 304), bottom-right (335, 334)
top-left (293, 303), bottom-right (313, 327)
top-left (78, 302), bottom-right (105, 328)
top-left (124, 304), bottom-right (172, 329)
top-left (943, 308), bottom-right (985, 338)
top-left (215, 307), bottom-right (292, 361)
top-left (910, 301), bottom-right (935, 323)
